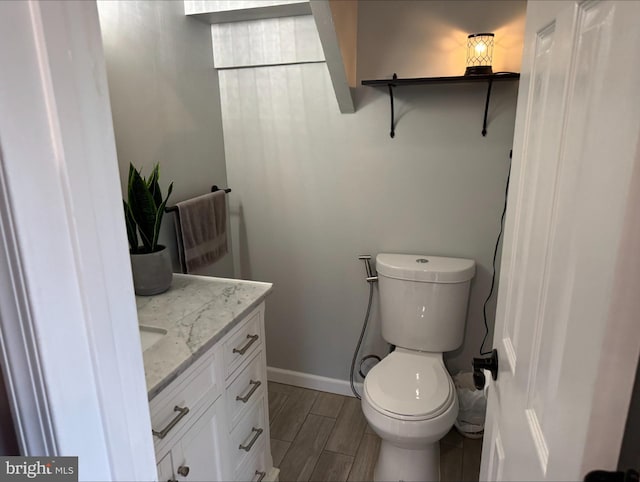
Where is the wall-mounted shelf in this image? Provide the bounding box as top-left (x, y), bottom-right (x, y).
top-left (361, 72), bottom-right (520, 138)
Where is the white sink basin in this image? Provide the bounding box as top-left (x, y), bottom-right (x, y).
top-left (139, 325), bottom-right (168, 351)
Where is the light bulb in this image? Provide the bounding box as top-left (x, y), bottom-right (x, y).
top-left (475, 42), bottom-right (487, 54)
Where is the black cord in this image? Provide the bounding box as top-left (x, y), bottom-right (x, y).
top-left (480, 150), bottom-right (512, 356)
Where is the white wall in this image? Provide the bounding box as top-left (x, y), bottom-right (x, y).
top-left (185, 0), bottom-right (308, 16)
top-left (211, 15), bottom-right (324, 68)
top-left (219, 0), bottom-right (526, 380)
top-left (98, 0), bottom-right (233, 277)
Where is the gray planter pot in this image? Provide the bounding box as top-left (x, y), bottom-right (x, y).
top-left (130, 246), bottom-right (173, 296)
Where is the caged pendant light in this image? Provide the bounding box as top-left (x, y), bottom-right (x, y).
top-left (465, 33), bottom-right (494, 76)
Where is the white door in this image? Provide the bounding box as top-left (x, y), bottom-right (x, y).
top-left (0, 1), bottom-right (156, 479)
top-left (480, 1), bottom-right (640, 481)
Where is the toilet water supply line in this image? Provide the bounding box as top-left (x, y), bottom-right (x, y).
top-left (350, 256), bottom-right (380, 400)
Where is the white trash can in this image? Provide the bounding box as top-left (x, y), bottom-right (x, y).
top-left (453, 372), bottom-right (486, 439)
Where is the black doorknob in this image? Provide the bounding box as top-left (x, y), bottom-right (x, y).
top-left (472, 349), bottom-right (499, 390)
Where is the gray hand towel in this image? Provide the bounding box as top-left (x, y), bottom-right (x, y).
top-left (175, 191), bottom-right (228, 273)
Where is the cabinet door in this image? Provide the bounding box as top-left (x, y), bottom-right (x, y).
top-left (173, 399), bottom-right (229, 482)
top-left (156, 452), bottom-right (174, 482)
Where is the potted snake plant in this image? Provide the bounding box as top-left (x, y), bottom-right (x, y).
top-left (123, 163), bottom-right (174, 295)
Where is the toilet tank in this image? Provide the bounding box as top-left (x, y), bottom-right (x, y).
top-left (376, 254), bottom-right (475, 352)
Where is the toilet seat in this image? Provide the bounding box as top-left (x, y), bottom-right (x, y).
top-left (364, 349), bottom-right (454, 422)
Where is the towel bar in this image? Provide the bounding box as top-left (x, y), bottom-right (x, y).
top-left (165, 186), bottom-right (231, 273)
top-left (165, 185), bottom-right (231, 213)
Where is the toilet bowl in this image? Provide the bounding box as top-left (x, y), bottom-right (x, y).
top-left (364, 253), bottom-right (475, 482)
top-left (362, 349), bottom-right (458, 481)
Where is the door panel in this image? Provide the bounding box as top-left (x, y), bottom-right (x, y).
top-left (526, 2), bottom-right (620, 471)
top-left (174, 400), bottom-right (228, 482)
top-left (481, 1), bottom-right (640, 480)
top-left (156, 452), bottom-right (174, 482)
top-left (501, 16), bottom-right (564, 378)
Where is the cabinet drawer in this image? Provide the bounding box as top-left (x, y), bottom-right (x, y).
top-left (234, 438), bottom-right (267, 482)
top-left (226, 350), bottom-right (265, 430)
top-left (230, 396), bottom-right (267, 473)
top-left (150, 351), bottom-right (220, 444)
top-left (223, 308), bottom-right (262, 379)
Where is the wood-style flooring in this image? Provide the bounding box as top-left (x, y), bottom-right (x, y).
top-left (268, 382), bottom-right (482, 481)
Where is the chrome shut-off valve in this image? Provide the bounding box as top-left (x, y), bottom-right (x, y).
top-left (358, 255), bottom-right (378, 283)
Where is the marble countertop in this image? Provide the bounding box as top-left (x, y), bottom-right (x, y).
top-left (137, 274), bottom-right (272, 400)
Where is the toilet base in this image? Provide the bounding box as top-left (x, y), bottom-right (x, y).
top-left (374, 439), bottom-right (440, 482)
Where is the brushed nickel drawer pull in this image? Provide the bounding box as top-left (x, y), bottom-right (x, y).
top-left (233, 334), bottom-right (259, 355)
top-left (236, 379), bottom-right (261, 403)
top-left (239, 427), bottom-right (263, 452)
top-left (152, 405), bottom-right (190, 439)
top-left (177, 465), bottom-right (190, 477)
top-left (255, 470), bottom-right (266, 482)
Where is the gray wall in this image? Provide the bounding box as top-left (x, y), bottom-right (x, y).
top-left (219, 0), bottom-right (527, 380)
top-left (98, 0), bottom-right (233, 277)
top-left (357, 1), bottom-right (526, 79)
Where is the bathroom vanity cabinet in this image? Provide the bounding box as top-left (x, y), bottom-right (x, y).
top-left (137, 275), bottom-right (276, 482)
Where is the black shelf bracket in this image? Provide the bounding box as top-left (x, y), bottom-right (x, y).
top-left (362, 72), bottom-right (519, 139)
top-left (482, 79), bottom-right (493, 137)
top-left (388, 73), bottom-right (397, 138)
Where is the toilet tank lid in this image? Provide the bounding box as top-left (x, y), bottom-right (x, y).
top-left (376, 254), bottom-right (475, 283)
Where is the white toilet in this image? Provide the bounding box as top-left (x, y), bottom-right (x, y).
top-left (362, 253), bottom-right (475, 482)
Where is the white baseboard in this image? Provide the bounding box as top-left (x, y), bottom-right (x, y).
top-left (267, 366), bottom-right (362, 398)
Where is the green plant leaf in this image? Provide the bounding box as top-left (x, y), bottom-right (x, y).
top-left (128, 165), bottom-right (157, 252)
top-left (123, 200), bottom-right (138, 252)
top-left (125, 162), bottom-right (174, 254)
top-left (152, 181), bottom-right (173, 251)
top-left (128, 163), bottom-right (136, 196)
top-left (147, 164), bottom-right (162, 208)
